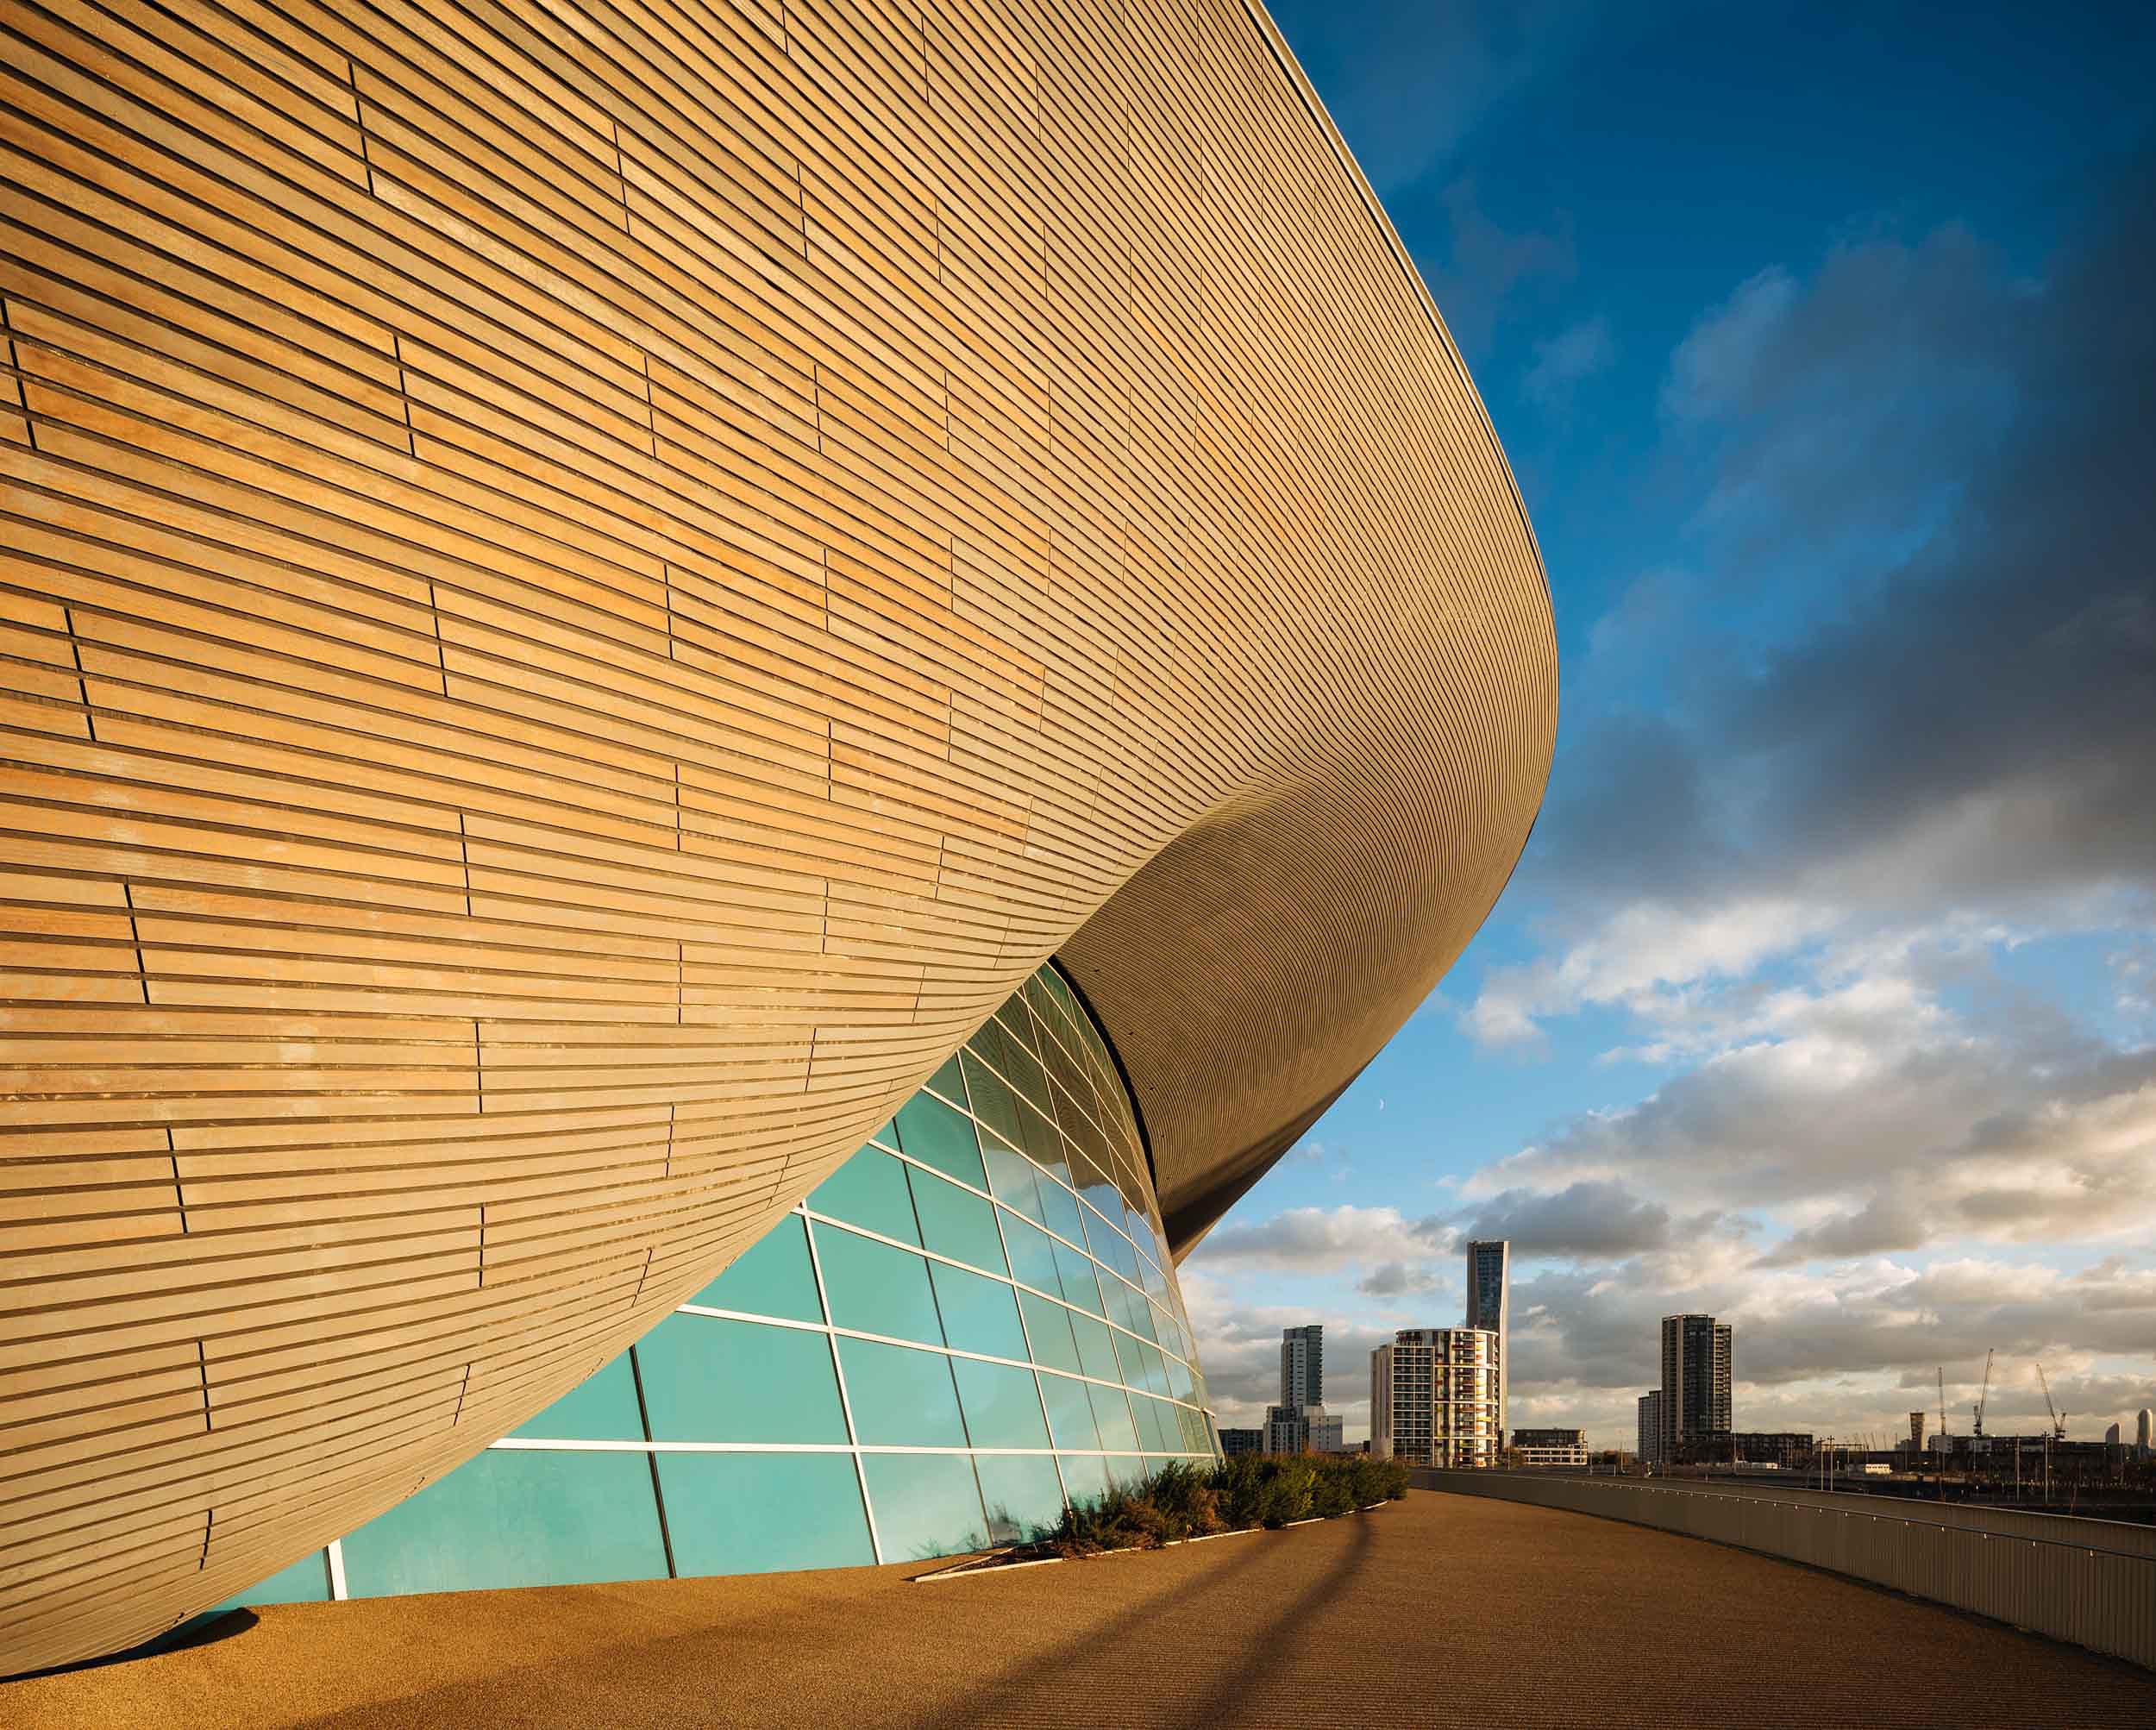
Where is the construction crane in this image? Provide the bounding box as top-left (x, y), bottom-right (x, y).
top-left (1973, 1348), bottom-right (1994, 1438)
top-left (2036, 1363), bottom-right (2066, 1440)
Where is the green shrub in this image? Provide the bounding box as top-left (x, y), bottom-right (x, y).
top-left (1034, 1453), bottom-right (1406, 1560)
top-left (1348, 1455), bottom-right (1409, 1506)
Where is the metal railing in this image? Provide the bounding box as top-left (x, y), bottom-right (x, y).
top-left (1412, 1469), bottom-right (2156, 1670)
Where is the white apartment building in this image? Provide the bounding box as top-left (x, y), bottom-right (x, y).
top-left (1369, 1328), bottom-right (1500, 1468)
top-left (1263, 1404), bottom-right (1344, 1455)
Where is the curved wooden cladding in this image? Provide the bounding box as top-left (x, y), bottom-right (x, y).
top-left (0, 0), bottom-right (1554, 1671)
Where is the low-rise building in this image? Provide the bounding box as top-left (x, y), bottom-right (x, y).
top-left (1263, 1404), bottom-right (1344, 1455)
top-left (1513, 1427), bottom-right (1588, 1467)
top-left (1671, 1430), bottom-right (1814, 1468)
top-left (1218, 1428), bottom-right (1263, 1457)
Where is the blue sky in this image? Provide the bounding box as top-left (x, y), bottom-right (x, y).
top-left (1186, 0), bottom-right (2156, 1447)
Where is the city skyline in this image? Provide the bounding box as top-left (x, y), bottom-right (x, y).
top-left (1179, 0), bottom-right (2155, 1452)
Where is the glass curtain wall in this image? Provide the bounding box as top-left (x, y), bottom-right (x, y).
top-left (222, 962), bottom-right (1219, 1606)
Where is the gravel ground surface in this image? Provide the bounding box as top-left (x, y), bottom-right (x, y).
top-left (6, 1490), bottom-right (2152, 1728)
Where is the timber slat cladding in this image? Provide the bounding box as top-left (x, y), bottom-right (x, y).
top-left (0, 0), bottom-right (1554, 1670)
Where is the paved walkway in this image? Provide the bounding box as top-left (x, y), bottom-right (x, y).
top-left (7, 1491), bottom-right (2153, 1727)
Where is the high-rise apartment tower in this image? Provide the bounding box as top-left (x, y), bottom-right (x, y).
top-left (1464, 1241), bottom-right (1510, 1438)
top-left (1637, 1391), bottom-right (1664, 1464)
top-left (1281, 1325), bottom-right (1324, 1411)
top-left (1659, 1314), bottom-right (1733, 1457)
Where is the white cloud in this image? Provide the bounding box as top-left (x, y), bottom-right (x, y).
top-left (1661, 265), bottom-right (1798, 421)
top-left (1523, 313), bottom-right (1615, 407)
top-left (1188, 1204), bottom-right (1453, 1276)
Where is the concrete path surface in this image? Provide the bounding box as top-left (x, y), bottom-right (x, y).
top-left (6, 1491), bottom-right (2153, 1728)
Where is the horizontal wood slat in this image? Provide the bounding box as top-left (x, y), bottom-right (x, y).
top-left (0, 0), bottom-right (1553, 1670)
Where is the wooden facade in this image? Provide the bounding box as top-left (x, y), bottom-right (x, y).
top-left (0, 0), bottom-right (1554, 1670)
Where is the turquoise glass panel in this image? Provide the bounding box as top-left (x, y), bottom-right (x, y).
top-left (868, 1118), bottom-right (899, 1150)
top-left (341, 1450), bottom-right (664, 1597)
top-left (1037, 965), bottom-right (1080, 1024)
top-left (636, 1317), bottom-right (848, 1445)
top-left (988, 1012), bottom-right (1048, 1088)
top-left (1084, 1189), bottom-right (1129, 1247)
top-left (1078, 1169), bottom-right (1125, 1226)
top-left (893, 1089), bottom-right (987, 1189)
top-left (1097, 1275), bottom-right (1142, 1339)
top-left (974, 1453), bottom-right (1067, 1544)
top-left (1058, 1452), bottom-right (1110, 1506)
top-left (1113, 1328), bottom-right (1151, 1392)
top-left (1012, 1094), bottom-right (1065, 1175)
top-left (927, 1260), bottom-right (1028, 1361)
top-left (1034, 1175), bottom-right (1087, 1247)
top-left (1173, 1406), bottom-right (1200, 1452)
top-left (1106, 1455), bottom-right (1148, 1490)
top-left (1132, 1394), bottom-right (1173, 1453)
top-left (1068, 1311), bottom-right (1120, 1385)
top-left (836, 1337), bottom-right (967, 1447)
top-left (807, 1147), bottom-right (919, 1245)
top-left (1053, 1242), bottom-right (1103, 1314)
top-left (978, 1134), bottom-right (1047, 1227)
top-left (999, 1212), bottom-right (1064, 1296)
top-left (1037, 1370), bottom-right (1100, 1449)
top-left (1088, 1215), bottom-right (1139, 1282)
top-left (1065, 1144), bottom-right (1110, 1204)
top-left (656, 1451), bottom-right (874, 1577)
top-left (1018, 1290), bottom-right (1082, 1375)
top-left (814, 1225), bottom-right (943, 1346)
top-left (689, 1212), bottom-right (824, 1324)
top-left (509, 1351), bottom-right (643, 1441)
top-left (908, 1166), bottom-right (1007, 1275)
top-left (923, 1053), bottom-right (967, 1107)
top-left (951, 1357), bottom-right (1050, 1449)
top-left (1088, 1382), bottom-right (1141, 1451)
top-left (212, 1548), bottom-right (331, 1610)
top-left (860, 1452), bottom-right (988, 1562)
top-left (1018, 1089), bottom-right (1071, 1186)
top-left (961, 1052), bottom-right (1029, 1156)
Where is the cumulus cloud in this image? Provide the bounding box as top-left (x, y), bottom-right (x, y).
top-left (1482, 955), bottom-right (2156, 1254)
top-left (1522, 314), bottom-right (1615, 408)
top-left (1187, 1203), bottom-right (1454, 1276)
top-left (1492, 1249), bottom-right (2156, 1445)
top-left (1457, 1179), bottom-right (1681, 1257)
top-left (1190, 164), bottom-right (2156, 1451)
top-left (1177, 1273), bottom-right (1401, 1428)
top-left (1470, 160), bottom-right (2156, 1064)
top-left (1357, 1260), bottom-right (1445, 1298)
